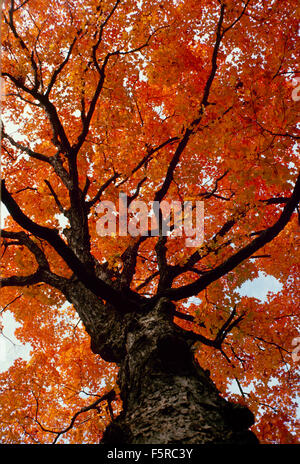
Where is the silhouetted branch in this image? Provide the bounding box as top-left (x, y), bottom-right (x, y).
top-left (30, 389), bottom-right (116, 444)
top-left (162, 173), bottom-right (300, 301)
top-left (1, 180), bottom-right (142, 311)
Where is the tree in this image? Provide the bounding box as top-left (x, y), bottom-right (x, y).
top-left (0, 0), bottom-right (299, 444)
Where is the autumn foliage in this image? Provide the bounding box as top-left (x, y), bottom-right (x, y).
top-left (0, 0), bottom-right (299, 444)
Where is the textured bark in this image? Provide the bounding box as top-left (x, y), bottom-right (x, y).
top-left (64, 281), bottom-right (133, 363)
top-left (94, 298), bottom-right (259, 444)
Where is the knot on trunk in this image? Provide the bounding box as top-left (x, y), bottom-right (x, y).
top-left (156, 334), bottom-right (193, 373)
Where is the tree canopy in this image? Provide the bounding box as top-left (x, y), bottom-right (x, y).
top-left (0, 0), bottom-right (299, 444)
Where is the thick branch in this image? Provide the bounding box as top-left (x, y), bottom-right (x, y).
top-left (1, 180), bottom-right (142, 311)
top-left (0, 270), bottom-right (46, 287)
top-left (162, 173), bottom-right (300, 301)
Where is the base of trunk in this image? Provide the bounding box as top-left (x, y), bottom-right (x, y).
top-left (102, 366), bottom-right (258, 444)
top-left (101, 299), bottom-right (259, 444)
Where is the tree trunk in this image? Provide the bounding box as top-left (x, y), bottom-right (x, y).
top-left (98, 298), bottom-right (259, 444)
